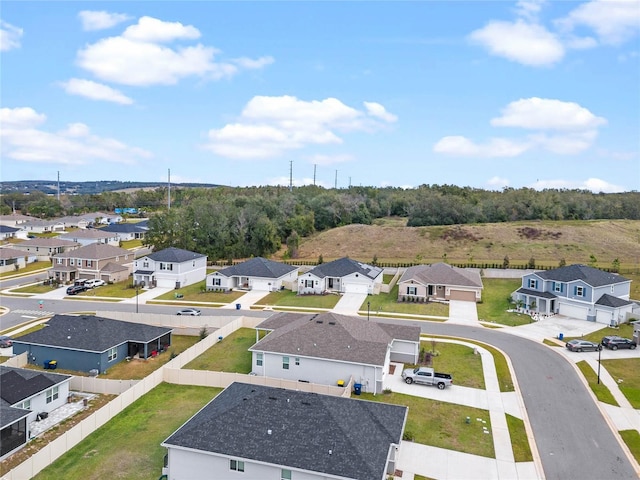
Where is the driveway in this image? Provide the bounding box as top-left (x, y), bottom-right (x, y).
top-left (448, 300), bottom-right (479, 325)
top-left (330, 292), bottom-right (367, 315)
top-left (220, 290), bottom-right (269, 309)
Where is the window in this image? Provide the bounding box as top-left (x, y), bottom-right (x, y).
top-left (57, 258), bottom-right (63, 265)
top-left (70, 259), bottom-right (74, 266)
top-left (283, 356), bottom-right (290, 370)
top-left (611, 285), bottom-right (614, 293)
top-left (230, 459), bottom-right (245, 472)
top-left (295, 357), bottom-right (300, 366)
top-left (304, 279), bottom-right (314, 288)
top-left (86, 260), bottom-right (93, 267)
top-left (281, 470), bottom-right (292, 480)
top-left (554, 282), bottom-right (562, 293)
top-left (108, 347), bottom-right (117, 361)
top-left (17, 399), bottom-right (31, 410)
top-left (256, 353), bottom-right (263, 366)
top-left (143, 261), bottom-right (149, 268)
top-left (160, 263), bottom-right (166, 270)
top-left (407, 286), bottom-right (417, 295)
top-left (46, 386), bottom-right (59, 404)
top-left (575, 286), bottom-right (584, 297)
top-left (213, 278), bottom-right (221, 286)
top-left (528, 279), bottom-right (537, 289)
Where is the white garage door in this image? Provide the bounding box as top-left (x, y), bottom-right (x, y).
top-left (344, 283), bottom-right (369, 294)
top-left (559, 303), bottom-right (588, 320)
top-left (595, 309), bottom-right (614, 325)
top-left (251, 279), bottom-right (273, 291)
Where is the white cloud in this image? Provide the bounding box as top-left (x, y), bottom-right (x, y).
top-left (487, 176), bottom-right (510, 189)
top-left (530, 178), bottom-right (626, 193)
top-left (232, 56), bottom-right (275, 69)
top-left (307, 154), bottom-right (354, 166)
top-left (76, 16), bottom-right (272, 86)
top-left (565, 35), bottom-right (598, 50)
top-left (529, 130), bottom-right (598, 154)
top-left (469, 20), bottom-right (564, 66)
top-left (491, 97), bottom-right (607, 131)
top-left (433, 136), bottom-right (532, 157)
top-left (556, 0), bottom-right (640, 46)
top-left (364, 102), bottom-right (398, 123)
top-left (514, 0), bottom-right (546, 21)
top-left (0, 106), bottom-right (152, 166)
top-left (60, 78), bottom-right (134, 105)
top-left (0, 20), bottom-right (23, 51)
top-left (205, 95), bottom-right (395, 159)
top-left (78, 10), bottom-right (132, 31)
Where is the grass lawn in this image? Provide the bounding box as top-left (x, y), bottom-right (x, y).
top-left (575, 360), bottom-right (619, 406)
top-left (257, 290), bottom-right (340, 309)
top-left (10, 283), bottom-right (56, 294)
top-left (120, 239), bottom-right (142, 249)
top-left (619, 430), bottom-right (640, 464)
top-left (563, 323), bottom-right (635, 344)
top-left (75, 280), bottom-right (138, 299)
top-left (506, 414), bottom-right (533, 462)
top-left (416, 341), bottom-right (485, 389)
top-left (32, 383), bottom-right (220, 480)
top-left (183, 328), bottom-right (256, 373)
top-left (0, 261), bottom-right (50, 278)
top-left (601, 358), bottom-right (640, 408)
top-left (367, 285), bottom-right (449, 317)
top-left (155, 280), bottom-right (245, 303)
top-left (358, 392), bottom-right (495, 458)
top-left (477, 278), bottom-right (534, 326)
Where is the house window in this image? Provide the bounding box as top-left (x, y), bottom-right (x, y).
top-left (230, 459), bottom-right (245, 472)
top-left (160, 263), bottom-right (165, 270)
top-left (17, 399), bottom-right (31, 410)
top-left (407, 286), bottom-right (417, 295)
top-left (57, 258), bottom-right (63, 265)
top-left (213, 278), bottom-right (221, 286)
top-left (70, 259), bottom-right (74, 266)
top-left (283, 356), bottom-right (290, 370)
top-left (86, 260), bottom-right (93, 267)
top-left (143, 261), bottom-right (149, 268)
top-left (528, 279), bottom-right (537, 289)
top-left (304, 279), bottom-right (314, 288)
top-left (554, 282), bottom-right (562, 292)
top-left (575, 286), bottom-right (584, 297)
top-left (281, 470), bottom-right (292, 480)
top-left (256, 353), bottom-right (263, 366)
top-left (46, 386), bottom-right (59, 404)
top-left (295, 357), bottom-right (300, 366)
top-left (611, 285), bottom-right (614, 293)
top-left (108, 347), bottom-right (117, 361)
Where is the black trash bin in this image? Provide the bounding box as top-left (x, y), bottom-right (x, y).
top-left (354, 383), bottom-right (362, 395)
top-left (44, 360), bottom-right (57, 370)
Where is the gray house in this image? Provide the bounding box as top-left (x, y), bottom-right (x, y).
top-left (206, 257), bottom-right (299, 292)
top-left (161, 382), bottom-right (407, 480)
top-left (250, 312), bottom-right (420, 394)
top-left (297, 257), bottom-right (383, 295)
top-left (0, 366), bottom-right (71, 459)
top-left (133, 247), bottom-right (207, 289)
top-left (12, 315), bottom-right (172, 374)
top-left (397, 262), bottom-right (483, 302)
top-left (513, 264), bottom-right (633, 324)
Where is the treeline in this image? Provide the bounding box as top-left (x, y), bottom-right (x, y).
top-left (2, 185), bottom-right (638, 261)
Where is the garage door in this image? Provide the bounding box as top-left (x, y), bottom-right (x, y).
top-left (344, 283), bottom-right (369, 294)
top-left (595, 309), bottom-right (614, 325)
top-left (559, 303), bottom-right (588, 320)
top-left (251, 279), bottom-right (273, 291)
top-left (449, 290), bottom-right (476, 301)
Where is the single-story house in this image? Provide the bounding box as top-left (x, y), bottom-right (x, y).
top-left (50, 243), bottom-right (133, 284)
top-left (77, 212), bottom-right (123, 225)
top-left (0, 225), bottom-right (20, 241)
top-left (397, 262), bottom-right (483, 303)
top-left (0, 214), bottom-right (32, 228)
top-left (161, 382), bottom-right (407, 480)
top-left (57, 229), bottom-right (120, 247)
top-left (19, 219), bottom-right (66, 234)
top-left (206, 257), bottom-right (299, 292)
top-left (513, 264), bottom-right (633, 324)
top-left (12, 315), bottom-right (173, 374)
top-left (0, 366), bottom-right (71, 460)
top-left (98, 223), bottom-right (147, 241)
top-left (133, 247), bottom-right (207, 289)
top-left (297, 257), bottom-right (383, 295)
top-left (250, 311), bottom-right (420, 394)
top-left (11, 238), bottom-right (80, 262)
top-left (56, 216), bottom-right (91, 230)
top-left (0, 247), bottom-right (32, 273)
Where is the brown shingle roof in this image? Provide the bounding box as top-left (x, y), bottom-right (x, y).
top-left (54, 243), bottom-right (129, 260)
top-left (399, 262), bottom-right (483, 288)
top-left (14, 238), bottom-right (79, 248)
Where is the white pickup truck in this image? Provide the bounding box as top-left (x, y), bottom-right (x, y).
top-left (401, 366), bottom-right (453, 390)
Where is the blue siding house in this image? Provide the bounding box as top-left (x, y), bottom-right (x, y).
top-left (12, 315), bottom-right (172, 374)
top-left (513, 264), bottom-right (633, 324)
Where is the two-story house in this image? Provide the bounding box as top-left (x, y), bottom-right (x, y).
top-left (133, 247), bottom-right (207, 289)
top-left (513, 264), bottom-right (633, 324)
top-left (50, 243), bottom-right (132, 284)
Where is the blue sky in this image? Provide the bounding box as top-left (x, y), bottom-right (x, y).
top-left (1, 1), bottom-right (639, 192)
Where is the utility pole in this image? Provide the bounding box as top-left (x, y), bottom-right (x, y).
top-left (168, 169), bottom-right (171, 211)
top-left (57, 171), bottom-right (60, 202)
top-left (334, 170), bottom-right (337, 189)
top-left (313, 164), bottom-right (317, 186)
top-left (289, 160), bottom-right (293, 192)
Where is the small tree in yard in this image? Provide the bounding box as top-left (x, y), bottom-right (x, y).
top-left (199, 326), bottom-right (208, 341)
top-left (503, 255), bottom-right (510, 269)
top-left (612, 258), bottom-right (620, 273)
top-left (527, 257), bottom-right (536, 269)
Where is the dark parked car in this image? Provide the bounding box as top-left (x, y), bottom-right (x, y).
top-left (601, 336), bottom-right (637, 350)
top-left (565, 339), bottom-right (600, 352)
top-left (66, 285), bottom-right (86, 295)
top-left (0, 336), bottom-right (13, 348)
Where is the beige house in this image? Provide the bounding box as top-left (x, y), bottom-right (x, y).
top-left (50, 243), bottom-right (133, 284)
top-left (11, 238), bottom-right (80, 262)
top-left (0, 247), bottom-right (30, 273)
top-left (57, 229), bottom-right (120, 247)
top-left (397, 262), bottom-right (483, 303)
top-left (0, 214), bottom-right (32, 227)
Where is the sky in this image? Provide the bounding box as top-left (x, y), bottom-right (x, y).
top-left (1, 0), bottom-right (639, 192)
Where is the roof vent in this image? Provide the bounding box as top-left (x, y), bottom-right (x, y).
top-left (316, 320), bottom-right (323, 324)
top-left (268, 396), bottom-right (278, 400)
top-left (267, 429), bottom-right (272, 435)
top-left (328, 321), bottom-right (336, 325)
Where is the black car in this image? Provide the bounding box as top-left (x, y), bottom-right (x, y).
top-left (601, 336), bottom-right (637, 350)
top-left (565, 339), bottom-right (600, 352)
top-left (66, 285), bottom-right (86, 295)
top-left (0, 336), bottom-right (13, 348)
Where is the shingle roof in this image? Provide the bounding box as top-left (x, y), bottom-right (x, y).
top-left (536, 264), bottom-right (629, 287)
top-left (399, 262), bottom-right (483, 288)
top-left (162, 382), bottom-right (406, 480)
top-left (0, 247), bottom-right (27, 259)
top-left (307, 257), bottom-right (382, 280)
top-left (14, 238), bottom-right (79, 248)
top-left (0, 225), bottom-right (19, 233)
top-left (0, 366), bottom-right (71, 406)
top-left (53, 243), bottom-right (129, 260)
top-left (148, 247), bottom-right (206, 263)
top-left (252, 312), bottom-right (420, 365)
top-left (99, 224), bottom-right (147, 233)
top-left (12, 315), bottom-right (172, 352)
top-left (515, 287), bottom-right (557, 299)
top-left (58, 230), bottom-right (115, 240)
top-left (595, 294), bottom-right (633, 308)
top-left (0, 404), bottom-right (30, 429)
top-left (216, 257), bottom-right (297, 279)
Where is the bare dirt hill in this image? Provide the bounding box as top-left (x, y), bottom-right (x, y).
top-left (277, 219), bottom-right (640, 269)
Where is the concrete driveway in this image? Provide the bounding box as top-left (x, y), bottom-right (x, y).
top-left (330, 293), bottom-right (367, 315)
top-left (220, 290), bottom-right (269, 309)
top-left (448, 300), bottom-right (479, 325)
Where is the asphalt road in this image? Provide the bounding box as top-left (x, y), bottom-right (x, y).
top-left (381, 319), bottom-right (638, 480)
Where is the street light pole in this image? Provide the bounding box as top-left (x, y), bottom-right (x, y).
top-left (135, 282), bottom-right (139, 314)
top-left (597, 344), bottom-right (602, 384)
top-left (367, 301), bottom-right (370, 321)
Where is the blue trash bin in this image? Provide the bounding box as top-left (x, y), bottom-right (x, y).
top-left (558, 333), bottom-right (564, 340)
top-left (236, 303), bottom-right (241, 310)
top-left (354, 383), bottom-right (362, 395)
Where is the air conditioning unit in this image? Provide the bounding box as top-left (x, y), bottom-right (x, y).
top-left (89, 369), bottom-right (99, 377)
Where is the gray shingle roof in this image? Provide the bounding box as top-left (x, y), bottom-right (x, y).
top-left (0, 366), bottom-right (70, 406)
top-left (1, 404), bottom-right (30, 429)
top-left (515, 287), bottom-right (557, 299)
top-left (217, 257), bottom-right (297, 279)
top-left (53, 243), bottom-right (129, 260)
top-left (99, 224), bottom-right (147, 233)
top-left (595, 294), bottom-right (633, 308)
top-left (0, 225), bottom-right (19, 233)
top-left (0, 247), bottom-right (27, 259)
top-left (536, 264), bottom-right (629, 287)
top-left (252, 312), bottom-right (420, 366)
top-left (148, 247), bottom-right (205, 263)
top-left (162, 382), bottom-right (406, 480)
top-left (14, 238), bottom-right (79, 248)
top-left (307, 257), bottom-right (382, 280)
top-left (58, 230), bottom-right (114, 240)
top-left (399, 262), bottom-right (483, 288)
top-left (12, 315), bottom-right (172, 352)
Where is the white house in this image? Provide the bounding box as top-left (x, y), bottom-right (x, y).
top-left (161, 382), bottom-right (407, 480)
top-left (250, 312), bottom-right (420, 394)
top-left (206, 257), bottom-right (299, 292)
top-left (297, 257), bottom-right (383, 295)
top-left (133, 247), bottom-right (207, 289)
top-left (57, 229), bottom-right (120, 247)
